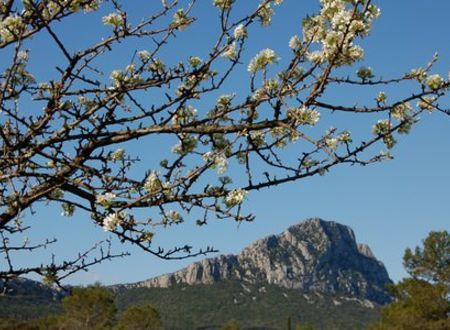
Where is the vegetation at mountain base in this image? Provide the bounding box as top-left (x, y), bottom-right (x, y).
top-left (369, 230), bottom-right (450, 330)
top-left (0, 280), bottom-right (380, 329)
top-left (61, 285), bottom-right (118, 329)
top-left (0, 285), bottom-right (162, 330)
top-left (113, 280), bottom-right (381, 329)
top-left (220, 319), bottom-right (241, 330)
top-left (115, 304), bottom-right (162, 330)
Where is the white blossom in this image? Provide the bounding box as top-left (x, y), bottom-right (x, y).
top-left (287, 107), bottom-right (321, 126)
top-left (257, 3), bottom-right (274, 26)
top-left (126, 64), bottom-right (136, 73)
top-left (102, 12), bottom-right (124, 28)
top-left (289, 35), bottom-right (301, 50)
top-left (222, 42), bottom-right (237, 60)
top-left (372, 119), bottom-right (391, 136)
top-left (144, 171), bottom-right (162, 194)
top-left (338, 131), bottom-right (352, 143)
top-left (233, 24), bottom-right (247, 39)
top-left (110, 69), bottom-right (124, 82)
top-left (417, 97), bottom-right (436, 112)
top-left (165, 210), bottom-right (183, 223)
top-left (188, 56), bottom-right (203, 68)
top-left (17, 51), bottom-right (29, 61)
top-left (111, 148), bottom-right (125, 161)
top-left (172, 106), bottom-right (197, 125)
top-left (138, 50), bottom-right (152, 62)
top-left (426, 74), bottom-right (443, 90)
top-left (172, 9), bottom-right (191, 29)
top-left (250, 130), bottom-right (266, 147)
top-left (224, 189), bottom-right (247, 207)
top-left (96, 192), bottom-right (116, 207)
top-left (102, 212), bottom-right (125, 232)
top-left (213, 0), bottom-right (234, 10)
top-left (171, 136), bottom-right (198, 154)
top-left (0, 15), bottom-right (25, 42)
top-left (391, 102), bottom-right (412, 120)
top-left (325, 137), bottom-right (338, 150)
top-left (248, 49), bottom-right (278, 73)
top-left (61, 203), bottom-right (75, 217)
top-left (203, 152), bottom-right (228, 173)
top-left (357, 67), bottom-right (374, 80)
top-left (376, 92), bottom-right (387, 103)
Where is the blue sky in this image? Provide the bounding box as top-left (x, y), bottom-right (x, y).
top-left (4, 0), bottom-right (450, 285)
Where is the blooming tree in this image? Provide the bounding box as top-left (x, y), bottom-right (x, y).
top-left (0, 0), bottom-right (449, 287)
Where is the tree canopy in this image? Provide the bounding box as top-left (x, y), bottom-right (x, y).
top-left (403, 230), bottom-right (450, 286)
top-left (115, 304), bottom-right (162, 330)
top-left (371, 230), bottom-right (450, 330)
top-left (0, 0), bottom-right (449, 285)
top-left (61, 285), bottom-right (117, 329)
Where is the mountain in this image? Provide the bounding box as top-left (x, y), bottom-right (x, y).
top-left (1, 218), bottom-right (393, 329)
top-left (122, 218), bottom-right (392, 305)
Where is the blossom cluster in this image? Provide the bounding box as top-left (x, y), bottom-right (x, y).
top-left (357, 67), bottom-right (374, 80)
top-left (203, 151), bottom-right (228, 174)
top-left (224, 189), bottom-right (247, 207)
top-left (144, 172), bottom-right (162, 194)
top-left (250, 130), bottom-right (266, 147)
top-left (289, 35), bottom-right (302, 51)
top-left (213, 0), bottom-right (235, 10)
top-left (270, 126), bottom-right (300, 148)
top-left (172, 106), bottom-right (198, 125)
top-left (109, 68), bottom-right (143, 87)
top-left (372, 119), bottom-right (396, 149)
top-left (324, 137), bottom-right (338, 150)
top-left (111, 148), bottom-right (125, 161)
top-left (61, 203), bottom-right (75, 217)
top-left (426, 74), bottom-right (444, 90)
top-left (302, 0), bottom-right (380, 66)
top-left (171, 135), bottom-right (198, 155)
top-left (103, 212), bottom-right (125, 232)
top-left (96, 192), bottom-right (116, 208)
top-left (372, 119), bottom-right (391, 136)
top-left (164, 210), bottom-right (183, 224)
top-left (417, 97), bottom-right (436, 112)
top-left (102, 12), bottom-right (125, 28)
top-left (391, 102), bottom-right (412, 120)
top-left (234, 24), bottom-right (247, 40)
top-left (0, 15), bottom-right (25, 43)
top-left (222, 42), bottom-right (237, 60)
top-left (138, 50), bottom-right (152, 62)
top-left (144, 172), bottom-right (173, 197)
top-left (188, 56), bottom-right (203, 68)
top-left (172, 9), bottom-right (191, 30)
top-left (375, 92), bottom-right (387, 104)
top-left (248, 49), bottom-right (278, 73)
top-left (286, 107), bottom-right (321, 126)
top-left (256, 1), bottom-right (283, 26)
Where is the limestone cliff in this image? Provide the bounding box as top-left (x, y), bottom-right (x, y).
top-left (125, 218), bottom-right (392, 304)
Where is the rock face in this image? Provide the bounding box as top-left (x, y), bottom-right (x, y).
top-left (0, 277), bottom-right (62, 300)
top-left (127, 218), bottom-right (392, 304)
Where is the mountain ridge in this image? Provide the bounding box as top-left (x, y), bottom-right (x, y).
top-left (119, 218), bottom-right (392, 305)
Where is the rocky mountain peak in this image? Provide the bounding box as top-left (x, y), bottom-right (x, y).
top-left (125, 218), bottom-right (392, 304)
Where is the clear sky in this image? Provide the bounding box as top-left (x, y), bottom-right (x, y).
top-left (5, 0), bottom-right (450, 286)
